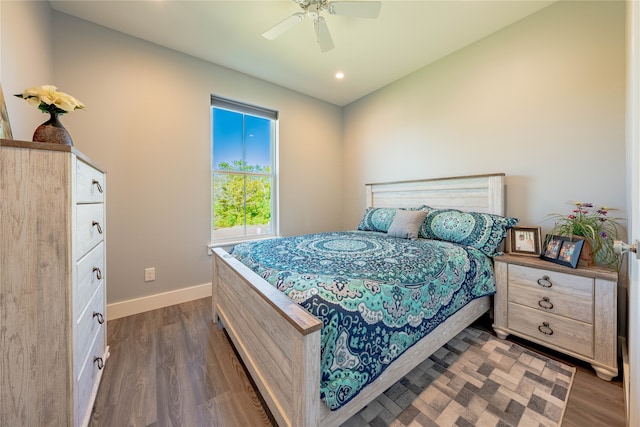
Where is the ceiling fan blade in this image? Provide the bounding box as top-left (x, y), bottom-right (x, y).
top-left (262, 12), bottom-right (305, 40)
top-left (314, 16), bottom-right (334, 52)
top-left (328, 1), bottom-right (381, 19)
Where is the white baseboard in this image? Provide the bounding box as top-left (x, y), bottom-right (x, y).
top-left (106, 282), bottom-right (212, 320)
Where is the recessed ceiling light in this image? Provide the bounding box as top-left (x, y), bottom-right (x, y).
top-left (335, 71), bottom-right (345, 80)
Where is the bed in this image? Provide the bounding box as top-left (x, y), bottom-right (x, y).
top-left (211, 173), bottom-right (511, 427)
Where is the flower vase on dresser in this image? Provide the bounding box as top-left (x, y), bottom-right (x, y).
top-left (15, 85), bottom-right (84, 146)
top-left (32, 106), bottom-right (74, 146)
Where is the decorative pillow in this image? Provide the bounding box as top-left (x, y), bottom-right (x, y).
top-left (357, 206), bottom-right (428, 232)
top-left (357, 207), bottom-right (400, 233)
top-left (419, 208), bottom-right (518, 256)
top-left (387, 210), bottom-right (429, 240)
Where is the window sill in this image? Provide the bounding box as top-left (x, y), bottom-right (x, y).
top-left (207, 235), bottom-right (278, 255)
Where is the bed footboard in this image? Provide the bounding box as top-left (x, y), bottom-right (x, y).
top-left (212, 248), bottom-right (323, 427)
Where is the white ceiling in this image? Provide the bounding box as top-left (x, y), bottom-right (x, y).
top-left (49, 0), bottom-right (554, 106)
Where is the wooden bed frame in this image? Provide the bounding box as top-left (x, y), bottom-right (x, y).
top-left (212, 173), bottom-right (506, 427)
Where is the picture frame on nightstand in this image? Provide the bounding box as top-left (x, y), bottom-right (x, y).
top-left (507, 226), bottom-right (542, 256)
top-left (540, 234), bottom-right (584, 268)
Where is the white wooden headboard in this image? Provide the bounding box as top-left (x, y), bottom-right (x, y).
top-left (365, 173), bottom-right (505, 216)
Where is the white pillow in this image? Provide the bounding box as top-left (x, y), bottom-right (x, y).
top-left (387, 209), bottom-right (428, 240)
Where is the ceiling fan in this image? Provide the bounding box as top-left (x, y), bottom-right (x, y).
top-left (262, 0), bottom-right (382, 53)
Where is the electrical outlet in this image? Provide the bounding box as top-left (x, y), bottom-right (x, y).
top-left (144, 267), bottom-right (155, 282)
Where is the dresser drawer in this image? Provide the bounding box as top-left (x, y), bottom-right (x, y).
top-left (75, 204), bottom-right (105, 258)
top-left (75, 330), bottom-right (106, 427)
top-left (74, 242), bottom-right (105, 319)
top-left (508, 264), bottom-right (593, 300)
top-left (508, 283), bottom-right (593, 324)
top-left (74, 283), bottom-right (106, 368)
top-left (508, 303), bottom-right (593, 358)
top-left (76, 160), bottom-right (105, 204)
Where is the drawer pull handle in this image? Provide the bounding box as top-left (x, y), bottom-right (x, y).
top-left (92, 267), bottom-right (102, 280)
top-left (538, 297), bottom-right (554, 310)
top-left (537, 275), bottom-right (552, 288)
top-left (92, 179), bottom-right (103, 194)
top-left (92, 221), bottom-right (103, 234)
top-left (94, 357), bottom-right (104, 370)
top-left (538, 322), bottom-right (554, 336)
top-left (93, 312), bottom-right (105, 324)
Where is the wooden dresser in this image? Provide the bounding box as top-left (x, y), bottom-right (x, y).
top-left (492, 254), bottom-right (618, 381)
top-left (1, 139), bottom-right (108, 427)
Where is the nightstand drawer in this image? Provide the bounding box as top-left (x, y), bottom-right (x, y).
top-left (508, 283), bottom-right (593, 324)
top-left (493, 255), bottom-right (618, 381)
top-left (508, 264), bottom-right (593, 300)
top-left (508, 303), bottom-right (593, 358)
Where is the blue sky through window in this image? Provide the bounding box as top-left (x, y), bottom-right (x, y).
top-left (212, 108), bottom-right (271, 170)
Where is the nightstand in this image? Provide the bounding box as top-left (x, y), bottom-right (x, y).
top-left (492, 254), bottom-right (618, 381)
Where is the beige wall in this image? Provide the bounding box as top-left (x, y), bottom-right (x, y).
top-left (2, 1), bottom-right (53, 137)
top-left (342, 1), bottom-right (626, 236)
top-left (3, 4), bottom-right (343, 304)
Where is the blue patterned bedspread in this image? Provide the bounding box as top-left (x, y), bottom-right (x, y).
top-left (231, 231), bottom-right (495, 410)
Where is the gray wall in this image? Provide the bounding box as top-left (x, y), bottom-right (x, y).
top-left (2, 1), bottom-right (628, 316)
top-left (2, 2), bottom-right (343, 305)
top-left (1, 1), bottom-right (53, 132)
top-left (342, 1), bottom-right (626, 237)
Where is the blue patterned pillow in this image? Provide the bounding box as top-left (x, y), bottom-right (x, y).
top-left (357, 207), bottom-right (427, 232)
top-left (357, 207), bottom-right (398, 232)
top-left (418, 207), bottom-right (518, 256)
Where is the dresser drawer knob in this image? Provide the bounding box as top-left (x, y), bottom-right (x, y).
top-left (538, 322), bottom-right (554, 336)
top-left (537, 276), bottom-right (552, 288)
top-left (94, 357), bottom-right (104, 370)
top-left (538, 297), bottom-right (554, 310)
top-left (93, 312), bottom-right (105, 324)
top-left (92, 267), bottom-right (102, 280)
top-left (92, 179), bottom-right (103, 194)
top-left (92, 221), bottom-right (103, 234)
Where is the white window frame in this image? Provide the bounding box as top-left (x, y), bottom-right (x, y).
top-left (209, 95), bottom-right (278, 248)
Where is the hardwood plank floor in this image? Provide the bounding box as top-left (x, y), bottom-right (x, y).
top-left (89, 298), bottom-right (625, 426)
top-left (90, 299), bottom-right (272, 427)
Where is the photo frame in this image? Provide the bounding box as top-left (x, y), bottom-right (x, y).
top-left (540, 234), bottom-right (584, 268)
top-left (508, 226), bottom-right (542, 256)
top-left (0, 82), bottom-right (13, 140)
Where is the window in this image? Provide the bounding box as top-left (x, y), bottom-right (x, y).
top-left (211, 95), bottom-right (277, 244)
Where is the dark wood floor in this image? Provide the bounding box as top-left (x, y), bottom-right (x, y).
top-left (89, 298), bottom-right (272, 427)
top-left (89, 298), bottom-right (625, 427)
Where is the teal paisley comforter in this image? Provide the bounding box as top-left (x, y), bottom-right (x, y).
top-left (231, 231), bottom-right (495, 410)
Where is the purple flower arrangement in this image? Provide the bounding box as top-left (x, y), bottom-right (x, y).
top-left (547, 201), bottom-right (624, 268)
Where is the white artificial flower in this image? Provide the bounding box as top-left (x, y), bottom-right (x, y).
top-left (16, 85), bottom-right (84, 113)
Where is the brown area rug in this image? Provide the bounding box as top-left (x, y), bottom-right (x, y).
top-left (342, 327), bottom-right (575, 427)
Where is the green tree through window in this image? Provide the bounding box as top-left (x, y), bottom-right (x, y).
top-left (211, 97), bottom-right (277, 242)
